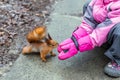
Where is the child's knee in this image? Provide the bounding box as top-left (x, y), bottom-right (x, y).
top-left (107, 23), bottom-right (120, 41)
top-left (113, 23), bottom-right (120, 37)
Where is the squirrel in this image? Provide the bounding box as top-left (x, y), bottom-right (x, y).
top-left (22, 26), bottom-right (58, 62)
top-left (22, 33), bottom-right (58, 62)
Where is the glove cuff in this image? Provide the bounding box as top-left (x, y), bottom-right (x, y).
top-left (72, 27), bottom-right (88, 40)
top-left (71, 35), bottom-right (79, 50)
top-left (71, 35), bottom-right (94, 52)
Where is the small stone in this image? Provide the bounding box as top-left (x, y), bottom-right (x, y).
top-left (9, 62), bottom-right (13, 66)
top-left (0, 32), bottom-right (4, 35)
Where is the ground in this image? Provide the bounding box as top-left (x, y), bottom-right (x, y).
top-left (0, 0), bottom-right (54, 76)
top-left (0, 0), bottom-right (120, 80)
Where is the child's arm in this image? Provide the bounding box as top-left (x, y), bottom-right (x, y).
top-left (57, 0), bottom-right (116, 60)
top-left (92, 0), bottom-right (108, 23)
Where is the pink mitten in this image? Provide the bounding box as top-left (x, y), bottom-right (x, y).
top-left (58, 35), bottom-right (94, 60)
top-left (57, 38), bottom-right (72, 53)
top-left (58, 27), bottom-right (88, 60)
top-left (58, 38), bottom-right (78, 60)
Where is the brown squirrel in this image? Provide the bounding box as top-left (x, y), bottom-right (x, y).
top-left (22, 27), bottom-right (58, 62)
top-left (26, 26), bottom-right (47, 43)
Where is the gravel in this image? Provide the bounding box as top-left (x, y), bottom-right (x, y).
top-left (0, 0), bottom-right (55, 77)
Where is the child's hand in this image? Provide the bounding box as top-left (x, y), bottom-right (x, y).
top-left (57, 35), bottom-right (94, 60)
top-left (57, 38), bottom-right (78, 60)
top-left (57, 26), bottom-right (93, 60)
top-left (57, 38), bottom-right (72, 53)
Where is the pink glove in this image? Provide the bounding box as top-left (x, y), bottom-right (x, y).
top-left (57, 38), bottom-right (78, 60)
top-left (58, 35), bottom-right (94, 60)
top-left (57, 27), bottom-right (89, 60)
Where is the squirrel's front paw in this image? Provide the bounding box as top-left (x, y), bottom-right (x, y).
top-left (41, 58), bottom-right (47, 62)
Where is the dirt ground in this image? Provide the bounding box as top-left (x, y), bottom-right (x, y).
top-left (0, 0), bottom-right (54, 75)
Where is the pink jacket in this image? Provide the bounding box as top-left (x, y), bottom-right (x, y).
top-left (72, 0), bottom-right (120, 52)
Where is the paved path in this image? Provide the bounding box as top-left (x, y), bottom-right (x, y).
top-left (0, 0), bottom-right (120, 80)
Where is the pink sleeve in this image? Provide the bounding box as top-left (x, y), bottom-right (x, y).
top-left (110, 1), bottom-right (120, 11)
top-left (77, 24), bottom-right (114, 52)
top-left (89, 25), bottom-right (114, 47)
top-left (92, 0), bottom-right (108, 23)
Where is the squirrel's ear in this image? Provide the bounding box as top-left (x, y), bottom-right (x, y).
top-left (48, 33), bottom-right (52, 40)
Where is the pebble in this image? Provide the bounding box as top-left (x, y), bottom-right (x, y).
top-left (9, 62), bottom-right (13, 66)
